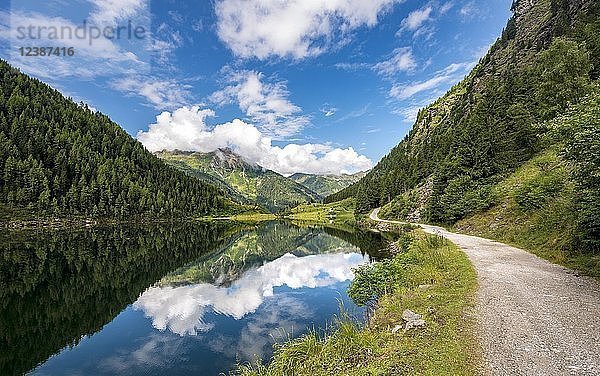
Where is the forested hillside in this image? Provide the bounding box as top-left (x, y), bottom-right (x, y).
top-left (452, 91), bottom-right (600, 270)
top-left (0, 60), bottom-right (229, 219)
top-left (156, 149), bottom-right (320, 213)
top-left (329, 0), bottom-right (600, 252)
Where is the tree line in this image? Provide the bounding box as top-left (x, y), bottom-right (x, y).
top-left (0, 222), bottom-right (233, 375)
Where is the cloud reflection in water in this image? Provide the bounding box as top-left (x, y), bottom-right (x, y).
top-left (134, 252), bottom-right (367, 336)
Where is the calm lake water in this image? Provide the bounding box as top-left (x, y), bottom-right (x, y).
top-left (0, 221), bottom-right (390, 376)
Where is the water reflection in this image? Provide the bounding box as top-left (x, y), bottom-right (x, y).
top-left (0, 222), bottom-right (235, 376)
top-left (0, 221), bottom-right (390, 376)
top-left (134, 252), bottom-right (367, 335)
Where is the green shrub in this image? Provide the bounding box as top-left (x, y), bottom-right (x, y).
top-left (514, 172), bottom-right (565, 211)
top-left (551, 90), bottom-right (600, 252)
top-left (432, 176), bottom-right (496, 223)
top-left (347, 259), bottom-right (403, 307)
top-left (348, 233), bottom-right (413, 306)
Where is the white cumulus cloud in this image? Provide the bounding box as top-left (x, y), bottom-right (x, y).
top-left (214, 0), bottom-right (401, 59)
top-left (1, 4), bottom-right (191, 111)
top-left (137, 106), bottom-right (372, 175)
top-left (89, 0), bottom-right (147, 26)
top-left (397, 3), bottom-right (453, 40)
top-left (460, 1), bottom-right (478, 18)
top-left (209, 70), bottom-right (310, 138)
top-left (0, 11), bottom-right (143, 80)
top-left (111, 77), bottom-right (192, 110)
top-left (440, 1), bottom-right (454, 15)
top-left (390, 75), bottom-right (450, 100)
top-left (321, 104), bottom-right (338, 117)
top-left (400, 6), bottom-right (432, 32)
top-left (389, 61), bottom-right (475, 100)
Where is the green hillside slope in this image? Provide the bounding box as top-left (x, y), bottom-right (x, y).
top-left (325, 0), bottom-right (600, 251)
top-left (157, 149), bottom-right (320, 213)
top-left (290, 172), bottom-right (366, 197)
top-left (454, 92), bottom-right (600, 275)
top-left (0, 60), bottom-right (229, 220)
top-left (331, 0), bottom-right (599, 209)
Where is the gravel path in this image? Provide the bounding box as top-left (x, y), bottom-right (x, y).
top-left (370, 208), bottom-right (600, 375)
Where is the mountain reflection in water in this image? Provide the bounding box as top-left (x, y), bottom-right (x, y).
top-left (0, 221), bottom-right (390, 376)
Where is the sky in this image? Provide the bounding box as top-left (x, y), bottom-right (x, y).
top-left (0, 0), bottom-right (512, 175)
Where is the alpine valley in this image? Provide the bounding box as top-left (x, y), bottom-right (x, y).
top-left (155, 149), bottom-right (360, 213)
top-left (1, 1), bottom-right (600, 376)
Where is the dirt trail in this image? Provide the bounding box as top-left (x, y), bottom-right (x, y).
top-left (370, 208), bottom-right (600, 375)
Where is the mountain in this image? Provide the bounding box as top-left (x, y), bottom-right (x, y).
top-left (156, 149), bottom-right (321, 213)
top-left (329, 0), bottom-right (599, 252)
top-left (0, 60), bottom-right (232, 220)
top-left (289, 172), bottom-right (366, 197)
top-left (161, 222), bottom-right (335, 287)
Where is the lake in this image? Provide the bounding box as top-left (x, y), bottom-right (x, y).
top-left (0, 221), bottom-right (391, 376)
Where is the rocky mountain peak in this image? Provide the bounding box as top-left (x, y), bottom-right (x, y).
top-left (212, 148), bottom-right (261, 172)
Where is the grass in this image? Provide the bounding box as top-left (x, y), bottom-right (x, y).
top-left (287, 198), bottom-right (357, 227)
top-left (230, 213), bottom-right (278, 222)
top-left (235, 231), bottom-right (479, 376)
top-left (454, 147), bottom-right (600, 279)
top-left (227, 170), bottom-right (258, 199)
top-left (200, 198), bottom-right (357, 225)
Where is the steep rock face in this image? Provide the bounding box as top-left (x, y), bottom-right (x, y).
top-left (212, 148), bottom-right (262, 173)
top-left (329, 0), bottom-right (599, 223)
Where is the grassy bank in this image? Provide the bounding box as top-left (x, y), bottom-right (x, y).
top-left (286, 198), bottom-right (356, 226)
top-left (200, 198), bottom-right (357, 225)
top-left (236, 231), bottom-right (478, 376)
top-left (228, 213), bottom-right (278, 222)
top-left (454, 147), bottom-right (600, 279)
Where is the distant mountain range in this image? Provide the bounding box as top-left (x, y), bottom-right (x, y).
top-left (156, 149), bottom-right (363, 213)
top-left (289, 172), bottom-right (365, 197)
top-left (0, 55), bottom-right (368, 219)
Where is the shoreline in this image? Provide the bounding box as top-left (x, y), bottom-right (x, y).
top-left (0, 216), bottom-right (208, 231)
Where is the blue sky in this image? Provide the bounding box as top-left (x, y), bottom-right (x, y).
top-left (0, 0), bottom-right (511, 175)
